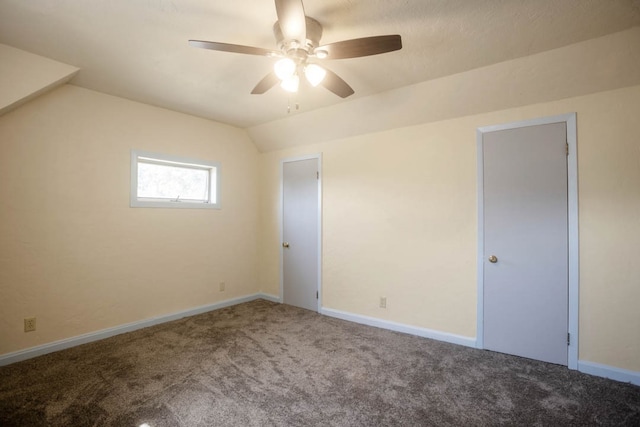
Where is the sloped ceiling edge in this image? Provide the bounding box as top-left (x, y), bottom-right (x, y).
top-left (0, 44), bottom-right (79, 116)
top-left (248, 26), bottom-right (640, 152)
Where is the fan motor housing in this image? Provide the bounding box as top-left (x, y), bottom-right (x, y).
top-left (273, 16), bottom-right (323, 52)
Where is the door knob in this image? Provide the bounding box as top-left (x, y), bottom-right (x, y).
top-left (488, 255), bottom-right (498, 263)
top-left (282, 242), bottom-right (290, 248)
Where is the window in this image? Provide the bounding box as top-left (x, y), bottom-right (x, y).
top-left (130, 150), bottom-right (220, 209)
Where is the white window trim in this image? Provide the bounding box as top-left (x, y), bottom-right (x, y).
top-left (130, 150), bottom-right (221, 209)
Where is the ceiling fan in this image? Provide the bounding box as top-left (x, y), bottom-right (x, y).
top-left (189, 0), bottom-right (402, 98)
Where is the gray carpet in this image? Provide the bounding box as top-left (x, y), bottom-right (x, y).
top-left (1, 300), bottom-right (639, 426)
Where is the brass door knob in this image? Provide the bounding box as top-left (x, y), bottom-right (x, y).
top-left (282, 242), bottom-right (290, 248)
top-left (488, 255), bottom-right (498, 263)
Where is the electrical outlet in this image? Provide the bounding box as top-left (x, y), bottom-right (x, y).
top-left (219, 282), bottom-right (225, 292)
top-left (24, 317), bottom-right (36, 332)
top-left (380, 297), bottom-right (387, 309)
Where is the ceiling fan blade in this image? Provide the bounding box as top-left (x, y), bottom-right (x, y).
top-left (251, 72), bottom-right (280, 94)
top-left (274, 0), bottom-right (307, 43)
top-left (189, 40), bottom-right (279, 57)
top-left (318, 35), bottom-right (402, 59)
top-left (321, 68), bottom-right (354, 98)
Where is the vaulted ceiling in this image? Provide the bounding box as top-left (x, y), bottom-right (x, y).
top-left (1, 1), bottom-right (639, 134)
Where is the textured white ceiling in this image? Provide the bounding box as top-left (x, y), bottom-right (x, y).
top-left (1, 0), bottom-right (639, 128)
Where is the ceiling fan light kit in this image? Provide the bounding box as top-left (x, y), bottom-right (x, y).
top-left (275, 58), bottom-right (326, 89)
top-left (189, 0), bottom-right (402, 99)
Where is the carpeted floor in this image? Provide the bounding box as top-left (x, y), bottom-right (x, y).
top-left (0, 300), bottom-right (639, 426)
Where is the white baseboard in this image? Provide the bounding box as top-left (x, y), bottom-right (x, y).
top-left (578, 360), bottom-right (640, 387)
top-left (258, 293), bottom-right (282, 303)
top-left (0, 293), bottom-right (277, 367)
top-left (320, 307), bottom-right (477, 348)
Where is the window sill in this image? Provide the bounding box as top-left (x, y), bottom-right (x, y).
top-left (130, 200), bottom-right (221, 209)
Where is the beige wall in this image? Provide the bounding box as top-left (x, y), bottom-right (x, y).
top-left (1, 69), bottom-right (638, 376)
top-left (0, 85), bottom-right (260, 355)
top-left (258, 85), bottom-right (640, 372)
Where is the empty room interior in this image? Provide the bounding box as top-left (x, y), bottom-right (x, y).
top-left (1, 0), bottom-right (640, 425)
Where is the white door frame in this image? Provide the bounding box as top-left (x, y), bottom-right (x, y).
top-left (280, 154), bottom-right (323, 311)
top-left (476, 113), bottom-right (579, 369)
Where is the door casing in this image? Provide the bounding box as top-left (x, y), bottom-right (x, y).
top-left (476, 113), bottom-right (579, 369)
top-left (280, 154), bottom-right (323, 311)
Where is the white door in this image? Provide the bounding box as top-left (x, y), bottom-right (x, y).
top-left (282, 158), bottom-right (319, 311)
top-left (482, 122), bottom-right (568, 365)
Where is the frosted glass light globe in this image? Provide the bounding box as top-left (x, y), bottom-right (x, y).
top-left (274, 58), bottom-right (296, 81)
top-left (280, 74), bottom-right (300, 93)
top-left (305, 64), bottom-right (327, 87)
